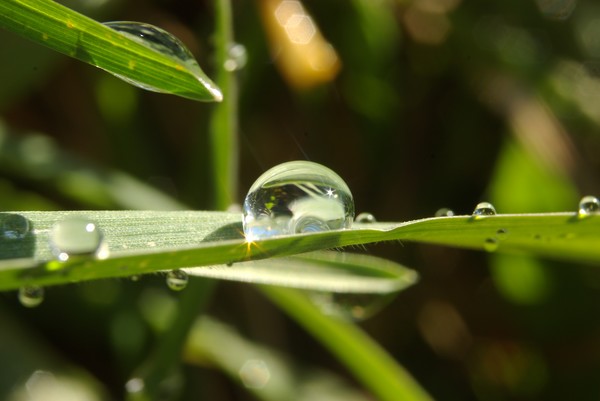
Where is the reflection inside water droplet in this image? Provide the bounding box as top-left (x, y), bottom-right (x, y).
top-left (472, 202), bottom-right (496, 218)
top-left (355, 212), bottom-right (376, 223)
top-left (166, 269), bottom-right (188, 291)
top-left (578, 195), bottom-right (600, 218)
top-left (1, 214), bottom-right (30, 240)
top-left (224, 43), bottom-right (248, 71)
top-left (242, 161), bottom-right (354, 240)
top-left (102, 21), bottom-right (222, 100)
top-left (435, 208), bottom-right (455, 217)
top-left (49, 217), bottom-right (107, 261)
top-left (308, 291), bottom-right (395, 321)
top-left (19, 286), bottom-right (44, 308)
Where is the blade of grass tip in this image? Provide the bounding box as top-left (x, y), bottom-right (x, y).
top-left (0, 0), bottom-right (221, 101)
top-left (261, 286), bottom-right (434, 401)
top-left (128, 0), bottom-right (237, 397)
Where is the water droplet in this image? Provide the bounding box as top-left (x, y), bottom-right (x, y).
top-left (239, 359), bottom-right (270, 389)
top-left (435, 208), bottom-right (455, 217)
top-left (496, 228), bottom-right (509, 239)
top-left (224, 43), bottom-right (248, 72)
top-left (243, 161), bottom-right (354, 240)
top-left (130, 275), bottom-right (140, 282)
top-left (125, 377), bottom-right (145, 394)
top-left (472, 202), bottom-right (496, 218)
top-left (166, 269), bottom-right (188, 291)
top-left (102, 22), bottom-right (222, 100)
top-left (483, 238), bottom-right (499, 252)
top-left (578, 195), bottom-right (600, 218)
top-left (309, 292), bottom-right (394, 321)
top-left (355, 212), bottom-right (376, 223)
top-left (1, 214), bottom-right (30, 239)
top-left (19, 286), bottom-right (44, 308)
top-left (49, 217), bottom-right (107, 262)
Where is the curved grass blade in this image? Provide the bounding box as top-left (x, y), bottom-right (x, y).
top-left (0, 0), bottom-right (221, 101)
top-left (186, 251), bottom-right (417, 293)
top-left (0, 211), bottom-right (599, 291)
top-left (262, 286), bottom-right (434, 401)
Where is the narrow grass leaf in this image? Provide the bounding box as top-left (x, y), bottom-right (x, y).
top-left (0, 0), bottom-right (221, 101)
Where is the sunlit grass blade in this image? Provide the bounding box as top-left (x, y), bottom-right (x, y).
top-left (0, 0), bottom-right (222, 101)
top-left (1, 211), bottom-right (599, 291)
top-left (186, 251), bottom-right (417, 293)
top-left (261, 286), bottom-right (433, 401)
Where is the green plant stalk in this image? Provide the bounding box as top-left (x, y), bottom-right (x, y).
top-left (131, 0), bottom-right (238, 397)
top-left (0, 0), bottom-right (221, 101)
top-left (209, 0), bottom-right (239, 209)
top-left (261, 286), bottom-right (434, 401)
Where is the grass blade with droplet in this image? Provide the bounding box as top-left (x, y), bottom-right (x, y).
top-left (0, 0), bottom-right (222, 101)
top-left (0, 211), bottom-right (599, 291)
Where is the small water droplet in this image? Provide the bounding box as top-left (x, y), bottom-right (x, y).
top-left (472, 202), bottom-right (496, 218)
top-left (355, 212), bottom-right (376, 223)
top-left (125, 377), bottom-right (145, 394)
top-left (578, 195), bottom-right (600, 218)
top-left (224, 43), bottom-right (248, 71)
top-left (1, 214), bottom-right (30, 240)
top-left (166, 269), bottom-right (188, 291)
top-left (239, 359), bottom-right (270, 389)
top-left (483, 238), bottom-right (498, 252)
top-left (435, 208), bottom-right (455, 217)
top-left (243, 161), bottom-right (354, 240)
top-left (309, 292), bottom-right (394, 321)
top-left (49, 217), bottom-right (106, 261)
top-left (102, 22), bottom-right (222, 100)
top-left (19, 286), bottom-right (44, 308)
top-left (496, 228), bottom-right (509, 239)
top-left (130, 275), bottom-right (140, 282)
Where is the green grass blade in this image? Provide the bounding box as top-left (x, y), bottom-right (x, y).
top-left (261, 286), bottom-right (434, 401)
top-left (1, 211), bottom-right (599, 291)
top-left (0, 0), bottom-right (222, 101)
top-left (187, 251), bottom-right (417, 293)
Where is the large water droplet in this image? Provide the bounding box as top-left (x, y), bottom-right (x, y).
top-left (309, 292), bottom-right (394, 321)
top-left (355, 212), bottom-right (376, 223)
top-left (102, 22), bottom-right (222, 100)
top-left (435, 208), bottom-right (455, 217)
top-left (243, 161), bottom-right (354, 240)
top-left (19, 286), bottom-right (44, 308)
top-left (166, 269), bottom-right (188, 291)
top-left (49, 217), bottom-right (107, 261)
top-left (1, 214), bottom-right (30, 240)
top-left (224, 43), bottom-right (248, 72)
top-left (578, 195), bottom-right (600, 218)
top-left (472, 202), bottom-right (496, 218)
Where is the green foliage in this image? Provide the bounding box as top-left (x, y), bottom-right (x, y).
top-left (0, 0), bottom-right (221, 101)
top-left (2, 0), bottom-right (600, 400)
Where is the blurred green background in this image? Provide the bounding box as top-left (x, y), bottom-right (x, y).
top-left (2, 0), bottom-right (600, 399)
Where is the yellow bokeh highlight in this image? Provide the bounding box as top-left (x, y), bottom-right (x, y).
top-left (259, 0), bottom-right (341, 89)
